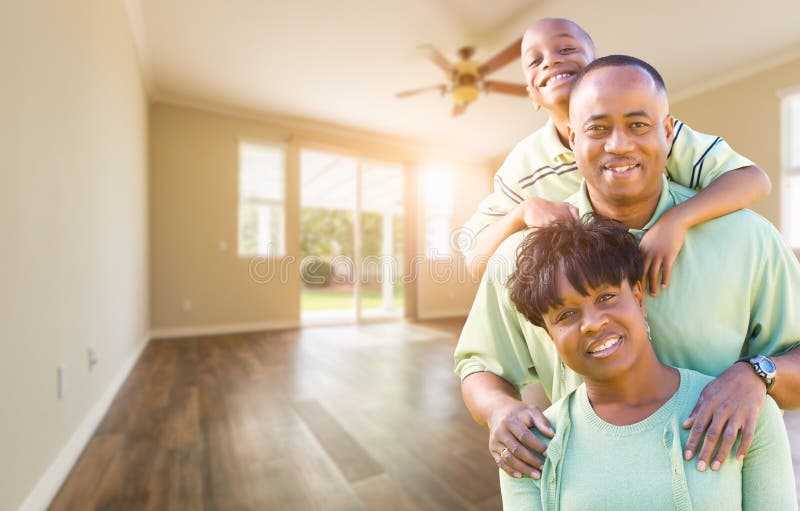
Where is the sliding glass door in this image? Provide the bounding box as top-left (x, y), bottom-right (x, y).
top-left (300, 149), bottom-right (404, 324)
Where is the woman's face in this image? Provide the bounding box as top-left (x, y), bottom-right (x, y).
top-left (542, 269), bottom-right (649, 382)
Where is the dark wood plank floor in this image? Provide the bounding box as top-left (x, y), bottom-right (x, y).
top-left (48, 319), bottom-right (800, 510)
top-left (49, 319), bottom-right (503, 511)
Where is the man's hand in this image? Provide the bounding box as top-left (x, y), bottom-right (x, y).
top-left (682, 362), bottom-right (767, 471)
top-left (487, 400), bottom-right (554, 479)
top-left (639, 212), bottom-right (688, 297)
top-left (517, 197), bottom-right (579, 229)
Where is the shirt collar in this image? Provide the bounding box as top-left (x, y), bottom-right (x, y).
top-left (570, 175), bottom-right (677, 239)
top-left (542, 118), bottom-right (574, 164)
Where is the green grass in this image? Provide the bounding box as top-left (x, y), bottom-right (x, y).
top-left (301, 288), bottom-right (402, 311)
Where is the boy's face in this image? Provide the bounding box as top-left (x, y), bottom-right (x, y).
top-left (521, 19), bottom-right (595, 112)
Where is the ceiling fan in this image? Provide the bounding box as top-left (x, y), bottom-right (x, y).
top-left (396, 37), bottom-right (528, 116)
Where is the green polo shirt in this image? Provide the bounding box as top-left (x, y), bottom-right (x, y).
top-left (462, 118), bottom-right (754, 240)
top-left (454, 177), bottom-right (800, 402)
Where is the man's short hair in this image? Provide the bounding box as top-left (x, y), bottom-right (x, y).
top-left (507, 215), bottom-right (643, 329)
top-left (571, 54), bottom-right (667, 97)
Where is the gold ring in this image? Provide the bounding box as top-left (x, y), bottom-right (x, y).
top-left (500, 447), bottom-right (510, 457)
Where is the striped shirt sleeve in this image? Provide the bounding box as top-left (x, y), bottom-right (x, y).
top-left (665, 119), bottom-right (754, 189)
top-left (460, 157), bottom-right (527, 249)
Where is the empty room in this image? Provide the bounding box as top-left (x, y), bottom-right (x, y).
top-left (4, 1), bottom-right (800, 510)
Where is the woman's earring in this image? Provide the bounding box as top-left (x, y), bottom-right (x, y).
top-left (645, 321), bottom-right (652, 341)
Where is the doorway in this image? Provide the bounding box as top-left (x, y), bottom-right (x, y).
top-left (299, 149), bottom-right (404, 324)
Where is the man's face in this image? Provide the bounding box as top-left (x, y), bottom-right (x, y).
top-left (521, 19), bottom-right (595, 111)
top-left (568, 66), bottom-right (674, 209)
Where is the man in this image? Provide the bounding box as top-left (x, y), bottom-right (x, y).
top-left (462, 19), bottom-right (770, 295)
top-left (454, 55), bottom-right (800, 481)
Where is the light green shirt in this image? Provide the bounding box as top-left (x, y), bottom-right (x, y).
top-left (462, 119), bottom-right (754, 239)
top-left (499, 368), bottom-right (797, 511)
top-left (454, 177), bottom-right (800, 402)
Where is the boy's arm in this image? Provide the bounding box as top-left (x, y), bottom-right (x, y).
top-left (464, 199), bottom-right (578, 278)
top-left (640, 165), bottom-right (771, 295)
top-left (641, 118), bottom-right (771, 295)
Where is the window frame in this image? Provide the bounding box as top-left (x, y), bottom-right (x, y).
top-left (237, 138), bottom-right (288, 258)
top-left (420, 166), bottom-right (456, 259)
top-left (780, 89), bottom-right (800, 249)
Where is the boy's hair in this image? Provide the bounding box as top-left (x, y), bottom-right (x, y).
top-left (507, 215), bottom-right (643, 329)
top-left (571, 54), bottom-right (667, 96)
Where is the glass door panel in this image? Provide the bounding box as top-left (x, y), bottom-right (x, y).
top-left (359, 162), bottom-right (404, 320)
top-left (300, 149), bottom-right (357, 324)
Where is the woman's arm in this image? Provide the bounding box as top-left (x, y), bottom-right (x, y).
top-left (741, 397), bottom-right (797, 510)
top-left (499, 467), bottom-right (543, 511)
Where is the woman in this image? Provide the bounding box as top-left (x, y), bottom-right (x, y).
top-left (501, 216), bottom-right (796, 510)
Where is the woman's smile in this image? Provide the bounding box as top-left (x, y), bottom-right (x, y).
top-left (586, 334), bottom-right (623, 358)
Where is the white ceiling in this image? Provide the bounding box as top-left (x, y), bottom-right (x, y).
top-left (131, 0), bottom-right (800, 159)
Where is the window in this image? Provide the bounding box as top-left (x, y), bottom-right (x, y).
top-left (781, 92), bottom-right (800, 248)
top-left (422, 166), bottom-right (455, 257)
top-left (238, 141), bottom-right (286, 256)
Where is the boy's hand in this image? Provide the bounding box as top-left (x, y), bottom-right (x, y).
top-left (639, 213), bottom-right (688, 296)
top-left (517, 198), bottom-right (579, 229)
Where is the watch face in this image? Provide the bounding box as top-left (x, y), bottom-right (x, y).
top-left (760, 357), bottom-right (777, 373)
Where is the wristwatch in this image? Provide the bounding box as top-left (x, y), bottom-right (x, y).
top-left (740, 355), bottom-right (777, 391)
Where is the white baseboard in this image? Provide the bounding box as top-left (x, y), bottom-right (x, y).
top-left (19, 334), bottom-right (150, 511)
top-left (416, 308), bottom-right (469, 320)
top-left (149, 320), bottom-right (301, 340)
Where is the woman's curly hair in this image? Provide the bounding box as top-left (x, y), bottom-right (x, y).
top-left (507, 214), bottom-right (643, 329)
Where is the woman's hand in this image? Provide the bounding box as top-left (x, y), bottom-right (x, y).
top-left (487, 400), bottom-right (554, 479)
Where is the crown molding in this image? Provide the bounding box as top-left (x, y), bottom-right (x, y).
top-left (671, 47), bottom-right (800, 103)
top-left (123, 0), bottom-right (154, 95)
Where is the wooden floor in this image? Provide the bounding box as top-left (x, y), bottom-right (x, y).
top-left (50, 319), bottom-right (502, 511)
top-left (49, 318), bottom-right (800, 510)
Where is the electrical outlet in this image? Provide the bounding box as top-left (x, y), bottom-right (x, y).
top-left (57, 366), bottom-right (66, 400)
top-left (87, 347), bottom-right (98, 371)
top-left (183, 299), bottom-right (192, 312)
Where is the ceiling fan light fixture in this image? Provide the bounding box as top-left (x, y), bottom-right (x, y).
top-left (452, 85), bottom-right (479, 105)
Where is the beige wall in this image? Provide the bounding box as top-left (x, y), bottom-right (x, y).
top-left (416, 169), bottom-right (487, 318)
top-left (149, 102), bottom-right (491, 332)
top-left (672, 57), bottom-right (800, 226)
top-left (0, 1), bottom-right (149, 509)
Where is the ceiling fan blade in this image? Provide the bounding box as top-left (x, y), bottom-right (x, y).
top-left (477, 36), bottom-right (523, 76)
top-left (452, 103), bottom-right (467, 116)
top-left (484, 80), bottom-right (528, 97)
top-left (395, 84), bottom-right (448, 98)
top-left (418, 44), bottom-right (455, 75)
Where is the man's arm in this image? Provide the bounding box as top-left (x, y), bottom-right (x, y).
top-left (461, 371), bottom-right (553, 479)
top-left (682, 344), bottom-right (800, 472)
top-left (682, 218), bottom-right (800, 471)
top-left (770, 346), bottom-right (800, 407)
